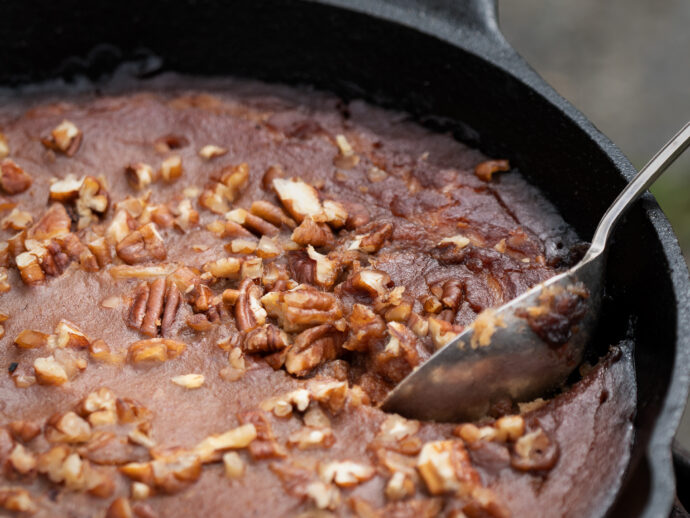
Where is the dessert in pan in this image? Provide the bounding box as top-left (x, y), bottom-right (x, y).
top-left (0, 76), bottom-right (634, 517)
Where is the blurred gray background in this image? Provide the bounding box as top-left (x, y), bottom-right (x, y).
top-left (497, 0), bottom-right (690, 449)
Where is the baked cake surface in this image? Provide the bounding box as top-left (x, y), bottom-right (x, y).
top-left (0, 77), bottom-right (634, 517)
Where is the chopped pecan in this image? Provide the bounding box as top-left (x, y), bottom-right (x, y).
top-left (0, 486), bottom-right (37, 513)
top-left (15, 251), bottom-right (45, 284)
top-left (219, 162), bottom-right (249, 199)
top-left (76, 176), bottom-right (109, 229)
top-left (1, 208), bottom-right (32, 231)
top-left (227, 208), bottom-right (280, 237)
top-left (510, 428), bottom-right (558, 471)
top-left (292, 217), bottom-right (335, 248)
top-left (243, 324), bottom-right (290, 354)
top-left (46, 411), bottom-right (92, 443)
top-left (110, 263), bottom-right (177, 280)
top-left (256, 235), bottom-right (282, 259)
top-left (55, 320), bottom-right (90, 348)
top-left (128, 338), bottom-right (186, 363)
top-left (237, 411), bottom-right (286, 460)
top-left (116, 223), bottom-right (166, 264)
top-left (417, 440), bottom-right (479, 495)
top-left (322, 200), bottom-right (348, 229)
top-left (125, 163), bottom-right (155, 190)
top-left (343, 304), bottom-right (386, 352)
top-left (261, 164), bottom-right (285, 190)
top-left (235, 278), bottom-right (267, 332)
top-left (223, 451), bottom-right (245, 479)
top-left (159, 155), bottom-right (183, 182)
top-left (261, 284), bottom-right (343, 332)
top-left (428, 317), bottom-right (463, 349)
top-left (193, 423), bottom-right (257, 463)
top-left (320, 460), bottom-right (375, 488)
top-left (251, 200), bottom-right (296, 229)
top-left (33, 356), bottom-right (69, 385)
top-left (8, 443), bottom-right (37, 474)
top-left (306, 246), bottom-right (339, 288)
top-left (0, 159), bottom-right (32, 194)
top-left (475, 159), bottom-right (510, 182)
top-left (30, 203), bottom-right (71, 241)
top-left (0, 132), bottom-right (8, 159)
top-left (198, 144), bottom-right (228, 160)
top-left (9, 421), bottom-right (41, 443)
top-left (154, 133), bottom-right (189, 153)
top-left (203, 256), bottom-right (242, 279)
top-left (272, 177), bottom-right (323, 223)
top-left (333, 134), bottom-right (360, 169)
top-left (173, 199), bottom-right (199, 232)
top-left (49, 174), bottom-right (82, 201)
top-left (14, 329), bottom-right (49, 349)
top-left (285, 324), bottom-right (345, 377)
top-left (343, 201), bottom-right (370, 230)
top-left (350, 223), bottom-right (393, 253)
top-left (351, 269), bottom-right (392, 298)
top-left (87, 237), bottom-right (112, 268)
top-left (0, 267), bottom-right (10, 293)
top-left (42, 120), bottom-right (82, 156)
top-left (171, 373), bottom-right (205, 389)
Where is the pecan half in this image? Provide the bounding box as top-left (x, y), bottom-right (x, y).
top-left (127, 282), bottom-right (150, 330)
top-left (0, 159), bottom-right (32, 194)
top-left (160, 283), bottom-right (181, 338)
top-left (116, 223), bottom-right (166, 264)
top-left (140, 278), bottom-right (166, 337)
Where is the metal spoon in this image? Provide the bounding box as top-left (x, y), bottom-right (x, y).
top-left (381, 121), bottom-right (690, 422)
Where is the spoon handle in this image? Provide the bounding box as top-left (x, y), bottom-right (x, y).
top-left (586, 121), bottom-right (690, 259)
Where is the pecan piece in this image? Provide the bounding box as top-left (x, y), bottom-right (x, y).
top-left (30, 203), bottom-right (71, 240)
top-left (42, 120), bottom-right (82, 156)
top-left (154, 134), bottom-right (189, 153)
top-left (261, 284), bottom-right (343, 332)
top-left (343, 303), bottom-right (386, 352)
top-left (76, 176), bottom-right (109, 229)
top-left (159, 155), bottom-right (183, 182)
top-left (243, 324), bottom-right (290, 354)
top-left (116, 223), bottom-right (166, 264)
top-left (291, 217), bottom-right (335, 248)
top-left (125, 163), bottom-right (155, 190)
top-left (235, 278), bottom-right (267, 332)
top-left (272, 177), bottom-right (323, 223)
top-left (198, 144), bottom-right (227, 160)
top-left (510, 428), bottom-right (558, 471)
top-left (285, 324), bottom-right (345, 377)
top-left (0, 159), bottom-right (32, 194)
top-left (0, 132), bottom-right (8, 159)
top-left (127, 282), bottom-right (150, 331)
top-left (351, 223), bottom-right (393, 253)
top-left (128, 338), bottom-right (186, 363)
top-left (250, 200), bottom-right (296, 229)
top-left (475, 159), bottom-right (510, 182)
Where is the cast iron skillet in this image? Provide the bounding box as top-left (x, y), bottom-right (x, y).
top-left (1, 0), bottom-right (689, 516)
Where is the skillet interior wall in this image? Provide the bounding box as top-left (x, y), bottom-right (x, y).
top-left (0, 0), bottom-right (678, 514)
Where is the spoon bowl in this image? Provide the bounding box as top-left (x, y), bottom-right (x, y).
top-left (382, 122), bottom-right (690, 422)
